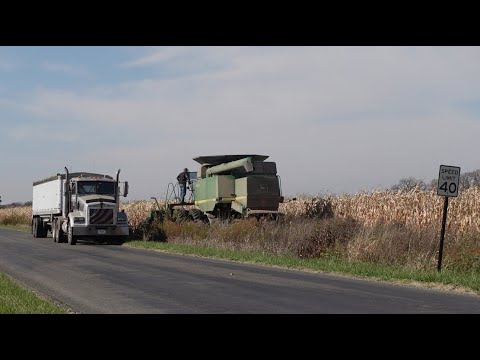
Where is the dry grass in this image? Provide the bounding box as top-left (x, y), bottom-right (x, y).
top-left (345, 222), bottom-right (440, 270)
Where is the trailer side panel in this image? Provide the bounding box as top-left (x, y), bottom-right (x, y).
top-left (32, 178), bottom-right (63, 216)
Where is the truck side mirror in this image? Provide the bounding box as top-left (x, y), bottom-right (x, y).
top-left (124, 181), bottom-right (129, 197)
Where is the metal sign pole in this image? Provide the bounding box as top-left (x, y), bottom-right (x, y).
top-left (437, 196), bottom-right (449, 272)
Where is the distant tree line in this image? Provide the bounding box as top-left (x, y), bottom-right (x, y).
top-left (0, 201), bottom-right (32, 209)
top-left (390, 169), bottom-right (480, 192)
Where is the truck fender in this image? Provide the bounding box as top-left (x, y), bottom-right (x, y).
top-left (68, 211), bottom-right (84, 226)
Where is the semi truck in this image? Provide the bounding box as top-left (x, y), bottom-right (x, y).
top-left (32, 167), bottom-right (129, 245)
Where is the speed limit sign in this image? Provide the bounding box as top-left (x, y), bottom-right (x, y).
top-left (436, 164), bottom-right (461, 272)
top-left (437, 165), bottom-right (461, 197)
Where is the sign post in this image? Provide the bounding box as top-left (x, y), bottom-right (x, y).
top-left (436, 165), bottom-right (460, 272)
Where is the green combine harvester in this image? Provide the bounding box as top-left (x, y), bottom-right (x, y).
top-left (147, 154), bottom-right (284, 229)
top-left (192, 154), bottom-right (284, 222)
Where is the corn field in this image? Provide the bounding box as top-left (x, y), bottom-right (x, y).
top-left (2, 188), bottom-right (480, 236)
top-left (280, 188), bottom-right (480, 235)
top-left (0, 206), bottom-right (31, 226)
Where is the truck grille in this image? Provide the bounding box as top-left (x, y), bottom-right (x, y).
top-left (89, 208), bottom-right (114, 224)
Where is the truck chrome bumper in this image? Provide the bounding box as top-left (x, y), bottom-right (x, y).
top-left (72, 225), bottom-right (129, 237)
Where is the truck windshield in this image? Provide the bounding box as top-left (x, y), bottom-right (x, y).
top-left (77, 181), bottom-right (115, 195)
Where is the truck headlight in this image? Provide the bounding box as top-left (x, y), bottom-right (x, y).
top-left (117, 216), bottom-right (127, 222)
top-left (73, 217), bottom-right (85, 224)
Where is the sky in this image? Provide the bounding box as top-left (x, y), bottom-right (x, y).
top-left (1, 46), bottom-right (479, 203)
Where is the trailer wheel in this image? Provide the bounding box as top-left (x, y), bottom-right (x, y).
top-left (67, 224), bottom-right (77, 245)
top-left (52, 219), bottom-right (62, 243)
top-left (41, 220), bottom-right (48, 238)
top-left (32, 218), bottom-right (37, 238)
top-left (33, 217), bottom-right (43, 238)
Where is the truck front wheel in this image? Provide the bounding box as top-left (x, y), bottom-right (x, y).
top-left (53, 219), bottom-right (63, 243)
top-left (67, 224), bottom-right (77, 245)
top-left (52, 219), bottom-right (57, 242)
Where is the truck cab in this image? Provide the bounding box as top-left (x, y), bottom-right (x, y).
top-left (66, 174), bottom-right (129, 242)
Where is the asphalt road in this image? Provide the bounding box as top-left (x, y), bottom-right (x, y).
top-left (1, 228), bottom-right (479, 313)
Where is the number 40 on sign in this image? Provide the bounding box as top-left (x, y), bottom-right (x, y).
top-left (437, 165), bottom-right (461, 197)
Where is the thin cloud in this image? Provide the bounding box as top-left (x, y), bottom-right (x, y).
top-left (0, 57), bottom-right (15, 71)
top-left (7, 124), bottom-right (83, 143)
top-left (119, 47), bottom-right (237, 77)
top-left (24, 47), bottom-right (480, 130)
top-left (120, 47), bottom-right (189, 67)
top-left (41, 62), bottom-right (87, 75)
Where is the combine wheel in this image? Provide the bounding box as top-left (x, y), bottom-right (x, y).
top-left (189, 208), bottom-right (208, 223)
top-left (173, 209), bottom-right (191, 222)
